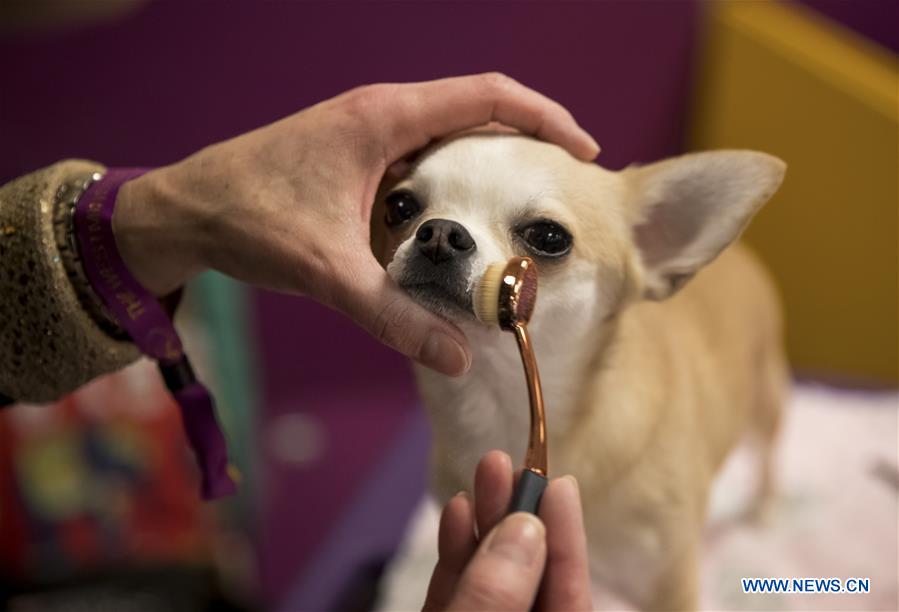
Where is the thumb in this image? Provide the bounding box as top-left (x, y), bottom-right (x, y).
top-left (337, 257), bottom-right (471, 377)
top-left (447, 513), bottom-right (547, 612)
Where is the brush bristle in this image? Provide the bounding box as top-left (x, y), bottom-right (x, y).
top-left (474, 262), bottom-right (506, 325)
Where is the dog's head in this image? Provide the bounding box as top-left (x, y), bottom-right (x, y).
top-left (372, 133), bottom-right (785, 339)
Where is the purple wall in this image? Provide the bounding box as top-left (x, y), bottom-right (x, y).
top-left (799, 0), bottom-right (899, 53)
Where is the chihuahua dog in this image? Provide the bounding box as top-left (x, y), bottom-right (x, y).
top-left (372, 132), bottom-right (787, 610)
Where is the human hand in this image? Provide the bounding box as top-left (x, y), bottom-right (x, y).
top-left (424, 451), bottom-right (593, 611)
top-left (112, 74), bottom-right (598, 376)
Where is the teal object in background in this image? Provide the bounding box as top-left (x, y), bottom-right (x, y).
top-left (193, 271), bottom-right (259, 508)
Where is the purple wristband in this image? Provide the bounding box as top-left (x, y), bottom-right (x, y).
top-left (74, 168), bottom-right (236, 500)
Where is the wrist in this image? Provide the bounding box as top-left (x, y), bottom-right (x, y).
top-left (113, 165), bottom-right (206, 296)
top-left (54, 170), bottom-right (129, 338)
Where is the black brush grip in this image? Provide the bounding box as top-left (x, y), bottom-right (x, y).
top-left (509, 469), bottom-right (548, 515)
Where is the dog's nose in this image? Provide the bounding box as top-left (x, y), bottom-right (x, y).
top-left (415, 219), bottom-right (476, 264)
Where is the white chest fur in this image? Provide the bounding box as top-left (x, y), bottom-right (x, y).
top-left (414, 304), bottom-right (600, 501)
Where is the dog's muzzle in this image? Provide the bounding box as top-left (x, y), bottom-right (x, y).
top-left (415, 219), bottom-right (476, 263)
top-left (398, 218), bottom-right (477, 316)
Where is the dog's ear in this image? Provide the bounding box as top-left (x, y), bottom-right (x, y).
top-left (624, 150), bottom-right (785, 300)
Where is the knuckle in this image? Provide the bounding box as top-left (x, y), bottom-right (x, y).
top-left (341, 85), bottom-right (374, 117)
top-left (356, 83), bottom-right (396, 108)
top-left (359, 82), bottom-right (389, 100)
top-left (481, 71), bottom-right (516, 92)
top-left (297, 245), bottom-right (338, 302)
top-left (372, 296), bottom-right (416, 349)
top-left (556, 575), bottom-right (587, 607)
top-left (532, 109), bottom-right (550, 133)
top-left (341, 83), bottom-right (392, 121)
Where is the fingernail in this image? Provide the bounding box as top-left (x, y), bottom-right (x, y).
top-left (562, 474), bottom-right (581, 500)
top-left (421, 333), bottom-right (470, 376)
top-left (487, 513), bottom-right (545, 567)
top-left (584, 133), bottom-right (600, 158)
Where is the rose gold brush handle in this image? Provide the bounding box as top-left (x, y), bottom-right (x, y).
top-left (513, 323), bottom-right (547, 476)
top-left (482, 256), bottom-right (548, 514)
top-left (508, 322), bottom-right (548, 515)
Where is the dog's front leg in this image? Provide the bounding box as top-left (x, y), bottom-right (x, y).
top-left (642, 542), bottom-right (699, 612)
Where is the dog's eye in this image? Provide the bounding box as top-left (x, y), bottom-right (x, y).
top-left (520, 221), bottom-right (572, 257)
top-left (385, 190), bottom-right (422, 227)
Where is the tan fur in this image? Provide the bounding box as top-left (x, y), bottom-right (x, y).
top-left (560, 246), bottom-right (786, 609)
top-left (373, 133), bottom-right (787, 610)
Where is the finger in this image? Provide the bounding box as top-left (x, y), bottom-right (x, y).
top-left (383, 73), bottom-right (600, 162)
top-left (385, 120), bottom-right (513, 181)
top-left (446, 513), bottom-right (547, 612)
top-left (536, 476), bottom-right (593, 611)
top-left (423, 492), bottom-right (478, 612)
top-left (386, 159), bottom-right (412, 180)
top-left (334, 255), bottom-right (471, 377)
top-left (474, 450), bottom-right (514, 539)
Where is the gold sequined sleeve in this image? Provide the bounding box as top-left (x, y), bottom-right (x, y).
top-left (0, 161), bottom-right (140, 403)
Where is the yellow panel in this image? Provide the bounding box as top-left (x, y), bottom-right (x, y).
top-left (691, 1), bottom-right (898, 385)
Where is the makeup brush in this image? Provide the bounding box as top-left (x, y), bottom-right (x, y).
top-left (474, 256), bottom-right (547, 515)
